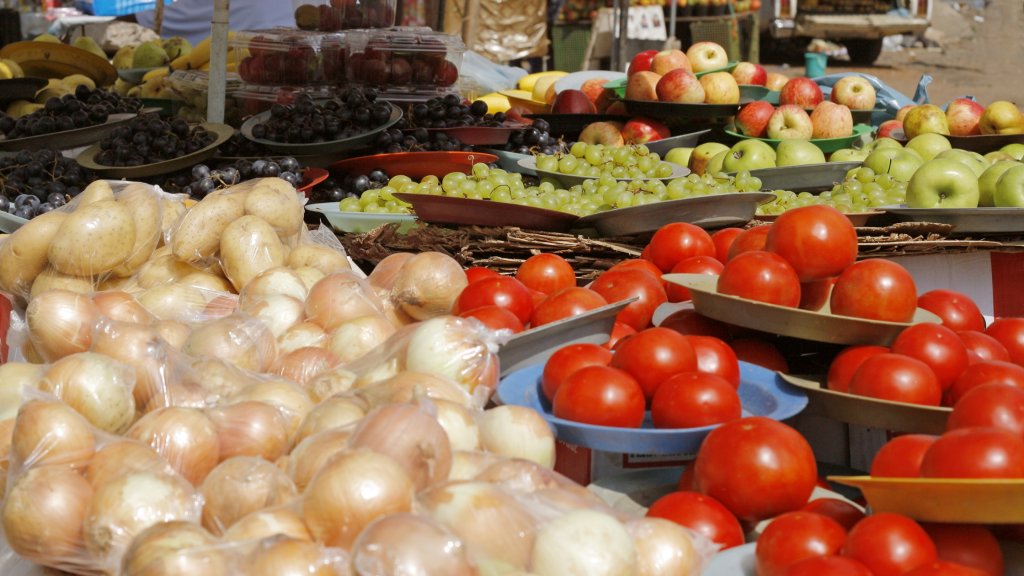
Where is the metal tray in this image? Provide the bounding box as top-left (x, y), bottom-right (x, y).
top-left (644, 129), bottom-right (712, 156)
top-left (830, 476), bottom-right (1024, 524)
top-left (780, 374), bottom-right (950, 434)
top-left (755, 210), bottom-right (884, 227)
top-left (241, 103), bottom-right (401, 154)
top-left (884, 205), bottom-right (1024, 234)
top-left (522, 113), bottom-right (627, 136)
top-left (498, 299), bottom-right (632, 377)
top-left (518, 156), bottom-right (690, 189)
top-left (394, 192), bottom-right (580, 232)
top-left (328, 151), bottom-right (498, 180)
top-left (553, 70), bottom-right (626, 94)
top-left (0, 112), bottom-right (137, 152)
top-left (573, 192), bottom-right (775, 236)
top-left (76, 123), bottom-right (234, 178)
top-left (726, 161), bottom-right (862, 193)
top-left (614, 97), bottom-right (753, 120)
top-left (725, 124), bottom-right (874, 153)
top-left (739, 85), bottom-right (769, 102)
top-left (496, 360), bottom-right (807, 454)
top-left (305, 202), bottom-right (418, 234)
top-left (406, 124), bottom-right (521, 146)
top-left (0, 78), bottom-right (48, 108)
top-left (850, 106), bottom-right (889, 125)
top-left (0, 210), bottom-right (28, 234)
top-left (663, 273), bottom-right (943, 346)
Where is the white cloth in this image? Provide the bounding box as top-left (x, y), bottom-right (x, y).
top-left (135, 0), bottom-right (297, 47)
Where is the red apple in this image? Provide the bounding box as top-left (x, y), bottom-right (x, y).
top-left (594, 88), bottom-right (616, 113)
top-left (607, 101), bottom-right (628, 115)
top-left (434, 60), bottom-right (458, 86)
top-left (765, 73), bottom-right (789, 91)
top-left (580, 121), bottom-right (625, 147)
top-left (552, 89), bottom-right (597, 114)
top-left (505, 106), bottom-right (534, 125)
top-left (896, 104), bottom-right (915, 122)
top-left (779, 78), bottom-right (824, 109)
top-left (625, 71), bottom-right (661, 102)
top-left (580, 78), bottom-right (610, 106)
top-left (810, 101), bottom-right (853, 139)
top-left (829, 75), bottom-right (877, 110)
top-left (655, 69), bottom-right (704, 103)
top-left (651, 49), bottom-right (692, 76)
top-left (877, 120), bottom-right (903, 138)
top-left (732, 62), bottom-right (767, 86)
top-left (628, 50), bottom-right (659, 77)
top-left (767, 105), bottom-right (814, 140)
top-left (945, 97), bottom-right (986, 136)
top-left (685, 42), bottom-right (728, 73)
top-left (735, 101), bottom-right (775, 138)
top-left (622, 117), bottom-right (671, 143)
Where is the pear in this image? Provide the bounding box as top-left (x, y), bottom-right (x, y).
top-left (5, 100), bottom-right (30, 117)
top-left (139, 78), bottom-right (165, 98)
top-left (112, 46), bottom-right (136, 70)
top-left (1, 59), bottom-right (23, 78)
top-left (35, 79), bottom-right (72, 104)
top-left (33, 34), bottom-right (61, 43)
top-left (113, 79), bottom-right (137, 97)
top-left (0, 62), bottom-right (12, 80)
top-left (73, 36), bottom-right (107, 59)
top-left (63, 74), bottom-right (96, 91)
top-left (132, 41), bottom-right (170, 68)
top-left (127, 85), bottom-right (143, 98)
top-left (161, 37), bottom-right (192, 61)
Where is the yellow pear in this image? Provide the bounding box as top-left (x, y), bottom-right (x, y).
top-left (35, 79), bottom-right (72, 104)
top-left (112, 46), bottom-right (136, 70)
top-left (139, 78), bottom-right (165, 98)
top-left (62, 74), bottom-right (96, 90)
top-left (132, 41), bottom-right (170, 68)
top-left (0, 62), bottom-right (12, 80)
top-left (113, 78), bottom-right (137, 97)
top-left (33, 34), bottom-right (61, 43)
top-left (161, 37), bottom-right (192, 61)
top-left (1, 59), bottom-right (23, 78)
top-left (142, 67), bottom-right (171, 82)
top-left (73, 36), bottom-right (107, 59)
top-left (126, 85), bottom-right (143, 98)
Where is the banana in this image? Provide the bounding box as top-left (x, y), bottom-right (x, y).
top-left (172, 32), bottom-right (235, 70)
top-left (1, 59), bottom-right (23, 78)
top-left (478, 93), bottom-right (511, 114)
top-left (196, 50), bottom-right (234, 72)
top-left (0, 62), bottom-right (12, 80)
top-left (142, 67), bottom-right (171, 82)
top-left (518, 71), bottom-right (567, 92)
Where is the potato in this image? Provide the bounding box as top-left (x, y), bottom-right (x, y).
top-left (96, 275), bottom-right (139, 293)
top-left (75, 181), bottom-right (114, 209)
top-left (48, 200), bottom-right (136, 276)
top-left (152, 320), bottom-right (191, 350)
top-left (221, 216), bottom-right (285, 292)
top-left (137, 283), bottom-right (208, 322)
top-left (158, 199), bottom-right (187, 247)
top-left (171, 195), bottom-right (244, 263)
top-left (287, 245), bottom-right (350, 275)
top-left (151, 246), bottom-right (172, 260)
top-left (244, 182), bottom-right (303, 238)
top-left (30, 265), bottom-right (95, 298)
top-left (0, 210), bottom-right (67, 297)
top-left (111, 184), bottom-right (162, 278)
top-left (135, 254), bottom-right (197, 289)
top-left (294, 266), bottom-right (325, 290)
top-left (181, 272), bottom-right (234, 293)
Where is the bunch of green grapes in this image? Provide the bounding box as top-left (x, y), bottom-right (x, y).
top-left (535, 142), bottom-right (677, 180)
top-left (755, 166), bottom-right (906, 217)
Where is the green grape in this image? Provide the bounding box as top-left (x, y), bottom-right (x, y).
top-left (798, 191), bottom-right (814, 199)
top-left (511, 198), bottom-right (529, 206)
top-left (571, 165), bottom-right (588, 176)
top-left (598, 172), bottom-right (617, 187)
top-left (868, 192), bottom-right (889, 206)
top-left (844, 180), bottom-right (863, 194)
top-left (477, 180), bottom-right (495, 195)
top-left (856, 167), bottom-right (876, 183)
top-left (491, 189), bottom-right (513, 203)
top-left (691, 182), bottom-right (708, 195)
top-left (626, 167), bottom-right (643, 179)
top-left (585, 166), bottom-right (601, 178)
top-left (635, 144), bottom-right (650, 156)
top-left (365, 203), bottom-right (386, 213)
top-left (388, 175), bottom-right (413, 189)
top-left (886, 195), bottom-right (905, 206)
top-left (466, 190), bottom-right (483, 200)
top-left (832, 193), bottom-right (852, 205)
top-left (650, 153), bottom-right (661, 163)
top-left (876, 174), bottom-right (895, 190)
top-left (379, 186), bottom-right (398, 201)
top-left (832, 184), bottom-right (843, 194)
top-left (472, 163), bottom-right (490, 180)
top-left (603, 188), bottom-right (619, 204)
top-left (863, 183), bottom-right (884, 196)
top-left (735, 176), bottom-right (750, 191)
top-left (638, 156), bottom-right (654, 172)
top-left (359, 190), bottom-right (380, 207)
top-left (852, 202), bottom-right (869, 213)
top-left (511, 188), bottom-right (527, 199)
top-left (555, 190), bottom-right (571, 206)
top-left (655, 164), bottom-right (674, 178)
top-left (491, 173), bottom-right (511, 187)
top-left (612, 147), bottom-right (631, 165)
top-left (422, 175), bottom-right (440, 186)
top-left (611, 166), bottom-right (627, 178)
top-left (460, 180), bottom-right (477, 194)
top-left (569, 185), bottom-right (584, 195)
top-left (538, 182), bottom-right (555, 194)
top-left (845, 168), bottom-right (859, 181)
top-left (571, 141), bottom-right (587, 158)
top-left (585, 145), bottom-right (603, 166)
top-left (446, 189), bottom-right (466, 198)
top-left (612, 191), bottom-right (631, 207)
top-left (557, 156), bottom-right (578, 174)
top-left (525, 196), bottom-right (544, 208)
top-left (820, 191), bottom-right (832, 201)
top-left (429, 185), bottom-right (443, 195)
top-left (537, 155), bottom-right (558, 171)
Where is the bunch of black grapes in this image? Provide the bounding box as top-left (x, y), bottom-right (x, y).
top-left (369, 127), bottom-right (474, 154)
top-left (501, 119), bottom-right (568, 156)
top-left (158, 157), bottom-right (304, 201)
top-left (217, 132), bottom-right (272, 157)
top-left (405, 95), bottom-right (496, 129)
top-left (250, 89), bottom-right (393, 144)
top-left (0, 149), bottom-right (94, 219)
top-left (94, 115), bottom-right (215, 167)
top-left (311, 168), bottom-right (389, 203)
top-left (0, 86), bottom-right (142, 139)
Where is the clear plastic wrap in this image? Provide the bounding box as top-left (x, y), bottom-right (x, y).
top-left (477, 405), bottom-right (556, 469)
top-left (125, 406), bottom-right (221, 487)
top-left (37, 352), bottom-right (136, 435)
top-left (286, 427), bottom-right (356, 492)
top-left (199, 456), bottom-right (298, 537)
top-left (270, 347), bottom-right (343, 386)
top-left (325, 315), bottom-right (395, 364)
top-left (304, 271), bottom-right (385, 333)
top-left (287, 224), bottom-right (352, 277)
top-left (349, 513), bottom-right (475, 576)
top-left (25, 289), bottom-right (101, 363)
top-left (228, 376), bottom-right (314, 438)
top-left (388, 252), bottom-right (468, 322)
top-left (206, 401), bottom-right (292, 464)
top-left (346, 403), bottom-right (452, 491)
top-left (180, 312), bottom-right (278, 373)
top-left (292, 395), bottom-right (367, 447)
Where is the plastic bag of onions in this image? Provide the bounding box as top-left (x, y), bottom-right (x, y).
top-left (387, 252), bottom-right (468, 322)
top-left (37, 351), bottom-right (137, 434)
top-left (346, 403), bottom-right (453, 492)
top-left (199, 456), bottom-right (298, 536)
top-left (181, 312), bottom-right (278, 373)
top-left (286, 223), bottom-right (354, 277)
top-left (350, 513), bottom-right (475, 576)
top-left (304, 271), bottom-right (385, 333)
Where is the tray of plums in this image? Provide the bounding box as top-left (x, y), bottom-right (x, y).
top-left (0, 86), bottom-right (145, 152)
top-left (400, 95), bottom-right (524, 146)
top-left (0, 148), bottom-right (97, 231)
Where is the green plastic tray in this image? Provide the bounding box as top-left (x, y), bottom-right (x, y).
top-left (725, 124), bottom-right (873, 153)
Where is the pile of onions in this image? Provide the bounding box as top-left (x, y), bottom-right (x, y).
top-left (91, 291), bottom-right (155, 324)
top-left (2, 465), bottom-right (93, 567)
top-left (287, 428), bottom-right (354, 491)
top-left (475, 458), bottom-right (568, 493)
top-left (404, 317), bottom-right (499, 399)
top-left (25, 289), bottom-right (100, 362)
top-left (239, 267), bottom-right (309, 311)
top-left (428, 398), bottom-right (481, 451)
top-left (127, 407), bottom-right (220, 486)
top-left (304, 272), bottom-right (385, 332)
top-left (326, 315), bottom-right (396, 363)
top-left (301, 447), bottom-right (414, 549)
top-left (191, 358), bottom-right (260, 398)
top-left (355, 371), bottom-right (472, 410)
top-left (121, 521), bottom-right (225, 576)
top-left (153, 320), bottom-right (192, 350)
top-left (0, 418), bottom-right (15, 489)
top-left (204, 295), bottom-right (239, 319)
top-left (143, 379), bottom-right (211, 413)
top-left (84, 440), bottom-right (176, 489)
top-left (230, 379), bottom-right (313, 436)
top-left (295, 267), bottom-right (325, 290)
top-left (199, 456), bottom-right (298, 536)
top-left (271, 347), bottom-right (342, 386)
top-left (137, 284), bottom-right (209, 323)
top-left (375, 286), bottom-right (416, 328)
top-left (238, 535), bottom-right (346, 576)
top-left (12, 398), bottom-right (95, 470)
top-left (278, 322), bottom-right (328, 355)
top-left (0, 363), bottom-right (44, 421)
top-left (182, 314), bottom-right (277, 373)
top-left (478, 406), bottom-right (556, 469)
top-left (351, 513), bottom-right (475, 576)
top-left (304, 366), bottom-right (357, 404)
top-left (531, 510), bottom-right (637, 576)
top-left (223, 507), bottom-right (313, 543)
top-left (207, 401), bottom-right (291, 463)
top-left (90, 319), bottom-right (180, 408)
top-left (292, 396), bottom-right (367, 446)
top-left (39, 352), bottom-right (136, 434)
top-left (246, 295), bottom-right (305, 338)
top-left (448, 450), bottom-right (504, 481)
top-left (348, 403), bottom-right (452, 491)
top-left (367, 252), bottom-right (414, 291)
top-left (391, 252), bottom-right (468, 321)
top-left (626, 517), bottom-right (700, 576)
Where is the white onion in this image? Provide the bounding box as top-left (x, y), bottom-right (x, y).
top-left (304, 366), bottom-right (357, 404)
top-left (292, 396), bottom-right (367, 447)
top-left (200, 456), bottom-right (299, 536)
top-left (355, 370), bottom-right (473, 410)
top-left (138, 284), bottom-right (209, 322)
top-left (0, 362), bottom-right (44, 421)
top-left (287, 428), bottom-right (354, 492)
top-left (121, 521), bottom-right (225, 576)
top-left (142, 379), bottom-right (211, 413)
top-left (84, 440), bottom-right (176, 489)
top-left (2, 465), bottom-right (93, 566)
top-left (404, 317), bottom-right (500, 401)
top-left (375, 286), bottom-right (416, 329)
top-left (367, 253), bottom-right (415, 291)
top-left (91, 291), bottom-right (156, 324)
top-left (271, 347), bottom-right (342, 386)
top-left (392, 252), bottom-right (468, 321)
top-left (294, 267), bottom-right (325, 290)
top-left (223, 507), bottom-right (313, 543)
top-left (531, 487), bottom-right (623, 517)
top-left (207, 401), bottom-right (291, 463)
top-left (39, 352), bottom-right (136, 434)
top-left (239, 266), bottom-right (309, 311)
top-left (302, 447), bottom-right (414, 549)
top-left (25, 289), bottom-right (100, 362)
top-left (90, 319), bottom-right (181, 409)
top-left (246, 295), bottom-right (306, 338)
top-left (348, 403), bottom-right (452, 491)
top-left (326, 315), bottom-right (396, 363)
top-left (478, 406), bottom-right (555, 469)
top-left (351, 513), bottom-right (475, 576)
top-left (627, 517), bottom-right (699, 576)
top-left (191, 358), bottom-right (260, 398)
top-left (182, 314), bottom-right (277, 372)
top-left (428, 398), bottom-right (481, 451)
top-left (20, 339), bottom-right (44, 364)
top-left (231, 378), bottom-right (313, 436)
top-left (278, 322), bottom-right (328, 355)
top-left (127, 407), bottom-right (220, 486)
top-left (12, 397), bottom-right (95, 470)
top-left (238, 534), bottom-right (347, 576)
top-left (532, 510), bottom-right (636, 576)
top-left (0, 418), bottom-right (15, 490)
top-left (152, 320), bottom-right (192, 350)
top-left (475, 458), bottom-right (569, 493)
top-left (448, 450), bottom-right (504, 481)
top-left (304, 272), bottom-right (385, 332)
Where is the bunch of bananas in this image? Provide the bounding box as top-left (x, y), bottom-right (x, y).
top-left (0, 58), bottom-right (24, 80)
top-left (170, 33), bottom-right (238, 73)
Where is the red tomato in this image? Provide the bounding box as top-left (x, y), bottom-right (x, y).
top-left (798, 278), bottom-right (834, 311)
top-left (918, 290), bottom-right (986, 333)
top-left (552, 365), bottom-right (646, 428)
top-left (781, 556), bottom-right (874, 576)
top-left (641, 245), bottom-right (652, 261)
top-left (920, 427), bottom-right (1024, 479)
top-left (891, 323), bottom-right (970, 392)
top-left (731, 338), bottom-right (790, 374)
top-left (591, 268), bottom-right (668, 331)
top-left (801, 498), bottom-right (866, 531)
top-left (966, 350), bottom-right (982, 365)
top-left (841, 513), bottom-right (938, 576)
top-left (611, 327), bottom-right (698, 400)
top-left (727, 225), bottom-right (771, 261)
top-left (459, 306), bottom-right (525, 334)
top-left (660, 309), bottom-right (732, 341)
top-left (611, 259), bottom-right (668, 290)
top-left (849, 353), bottom-right (942, 406)
top-left (830, 259), bottom-right (918, 323)
top-left (685, 335), bottom-right (741, 389)
top-left (712, 228), bottom-right (745, 264)
top-left (541, 343), bottom-right (613, 403)
top-left (755, 511), bottom-right (848, 576)
top-left (949, 360), bottom-right (1024, 405)
top-left (694, 417), bottom-right (817, 522)
top-left (765, 205), bottom-right (858, 282)
top-left (457, 276), bottom-right (534, 325)
top-left (648, 222), bottom-right (716, 273)
top-left (666, 256), bottom-right (724, 303)
top-left (870, 434), bottom-right (937, 478)
top-left (677, 462), bottom-right (696, 491)
top-left (646, 491), bottom-right (745, 550)
top-left (650, 372), bottom-right (741, 429)
top-left (515, 253), bottom-right (576, 295)
top-left (529, 288), bottom-right (547, 309)
top-left (465, 267), bottom-right (501, 284)
top-left (530, 287), bottom-right (607, 327)
top-left (948, 383), bottom-right (1024, 436)
top-left (902, 562), bottom-right (991, 576)
top-left (604, 322), bottom-right (637, 350)
top-left (827, 345), bottom-right (890, 393)
top-left (958, 331), bottom-right (1010, 362)
top-left (718, 251), bottom-right (802, 308)
top-left (921, 523), bottom-right (1004, 576)
top-left (986, 318), bottom-right (1024, 366)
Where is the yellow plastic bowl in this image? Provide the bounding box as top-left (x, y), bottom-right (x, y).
top-left (498, 90), bottom-right (551, 114)
top-left (831, 476), bottom-right (1024, 523)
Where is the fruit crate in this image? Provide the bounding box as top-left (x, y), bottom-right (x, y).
top-left (346, 27), bottom-right (465, 90)
top-left (797, 0), bottom-right (893, 13)
top-left (231, 28), bottom-right (348, 86)
top-left (169, 71), bottom-right (243, 127)
top-left (233, 83), bottom-right (343, 117)
top-left (374, 77), bottom-right (481, 106)
top-left (292, 0), bottom-right (396, 31)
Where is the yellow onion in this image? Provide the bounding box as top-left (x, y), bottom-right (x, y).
top-left (0, 362), bottom-right (44, 421)
top-left (247, 295), bottom-right (305, 338)
top-left (91, 291), bottom-right (156, 324)
top-left (239, 267), bottom-right (309, 311)
top-left (271, 347), bottom-right (342, 386)
top-left (351, 513), bottom-right (475, 576)
top-left (304, 272), bottom-right (385, 332)
top-left (292, 396), bottom-right (367, 447)
top-left (0, 417), bottom-right (15, 489)
top-left (326, 315), bottom-right (396, 363)
top-left (230, 379), bottom-right (313, 437)
top-left (478, 406), bottom-right (555, 469)
top-left (392, 252), bottom-right (468, 321)
top-left (532, 510), bottom-right (637, 576)
top-left (20, 339), bottom-right (45, 364)
top-left (2, 465), bottom-right (93, 565)
top-left (375, 286), bottom-right (417, 329)
top-left (304, 366), bottom-right (357, 404)
top-left (26, 289), bottom-right (100, 362)
top-left (428, 398), bottom-right (481, 451)
top-left (530, 487), bottom-right (625, 518)
top-left (404, 317), bottom-right (499, 402)
top-left (191, 358), bottom-right (260, 398)
top-left (626, 517), bottom-right (699, 576)
top-left (238, 535), bottom-right (345, 576)
top-left (90, 319), bottom-right (182, 408)
top-left (207, 401), bottom-right (291, 463)
top-left (294, 267), bottom-right (325, 290)
top-left (448, 450), bottom-right (504, 481)
top-left (85, 440), bottom-right (177, 490)
top-left (223, 508), bottom-right (313, 543)
top-left (286, 428), bottom-right (353, 492)
top-left (302, 448), bottom-right (414, 549)
top-left (83, 471), bottom-right (201, 571)
top-left (142, 380), bottom-right (211, 413)
top-left (475, 458), bottom-right (569, 493)
top-left (182, 314), bottom-right (278, 372)
top-left (204, 295), bottom-right (239, 319)
top-left (366, 253), bottom-right (415, 291)
top-left (39, 352), bottom-right (136, 434)
top-left (278, 322), bottom-right (328, 355)
top-left (138, 284), bottom-right (209, 322)
top-left (127, 407), bottom-right (220, 486)
top-left (354, 371), bottom-right (472, 410)
top-left (153, 320), bottom-right (192, 350)
top-left (120, 521), bottom-right (225, 576)
top-left (348, 403), bottom-right (452, 491)
top-left (200, 456), bottom-right (299, 536)
top-left (276, 454), bottom-right (290, 473)
top-left (12, 397), bottom-right (95, 470)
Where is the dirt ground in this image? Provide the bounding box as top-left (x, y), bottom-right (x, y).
top-left (761, 0), bottom-right (1024, 106)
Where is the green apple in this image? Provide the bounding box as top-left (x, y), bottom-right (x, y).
top-left (690, 142), bottom-right (730, 175)
top-left (906, 158), bottom-right (981, 208)
top-left (1001, 143), bottom-right (1024, 160)
top-left (706, 150), bottom-right (729, 176)
top-left (863, 148), bottom-right (924, 182)
top-left (935, 149), bottom-right (989, 177)
top-left (901, 147), bottom-right (924, 163)
top-left (776, 139), bottom-right (826, 167)
top-left (665, 147), bottom-right (694, 167)
top-left (986, 151), bottom-right (1016, 164)
top-left (749, 139), bottom-right (777, 161)
top-left (861, 137), bottom-right (903, 153)
top-left (994, 164), bottom-right (1024, 207)
top-left (978, 160), bottom-right (1020, 206)
top-left (723, 140), bottom-right (777, 172)
top-left (906, 133), bottom-right (952, 162)
top-left (829, 148), bottom-right (869, 162)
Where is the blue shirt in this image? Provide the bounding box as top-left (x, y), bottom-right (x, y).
top-left (135, 0), bottom-right (297, 47)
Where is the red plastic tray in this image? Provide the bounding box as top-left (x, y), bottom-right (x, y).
top-left (394, 193), bottom-right (579, 232)
top-left (298, 168), bottom-right (329, 197)
top-left (328, 151), bottom-right (498, 180)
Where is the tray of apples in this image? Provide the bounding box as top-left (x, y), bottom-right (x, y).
top-left (889, 99), bottom-right (1024, 153)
